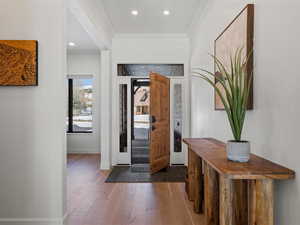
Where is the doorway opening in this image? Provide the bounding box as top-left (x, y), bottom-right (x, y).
top-left (131, 79), bottom-right (150, 165)
top-left (116, 64), bottom-right (186, 167)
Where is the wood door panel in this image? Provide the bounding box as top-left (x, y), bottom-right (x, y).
top-left (150, 73), bottom-right (170, 174)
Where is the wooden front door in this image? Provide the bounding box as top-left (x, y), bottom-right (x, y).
top-left (149, 73), bottom-right (170, 174)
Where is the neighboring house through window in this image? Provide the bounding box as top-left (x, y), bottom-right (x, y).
top-left (134, 88), bottom-right (149, 115)
top-left (67, 75), bottom-right (93, 133)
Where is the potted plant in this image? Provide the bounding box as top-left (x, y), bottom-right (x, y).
top-left (193, 48), bottom-right (253, 162)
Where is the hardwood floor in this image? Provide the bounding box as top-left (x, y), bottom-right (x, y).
top-left (66, 154), bottom-right (204, 225)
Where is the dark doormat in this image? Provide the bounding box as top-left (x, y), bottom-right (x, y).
top-left (105, 165), bottom-right (186, 183)
top-left (131, 164), bottom-right (150, 173)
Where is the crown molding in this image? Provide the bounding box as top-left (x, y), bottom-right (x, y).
top-left (113, 33), bottom-right (189, 39)
top-left (67, 48), bottom-right (100, 55)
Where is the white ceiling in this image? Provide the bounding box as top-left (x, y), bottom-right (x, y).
top-left (67, 11), bottom-right (99, 52)
top-left (101, 0), bottom-right (202, 34)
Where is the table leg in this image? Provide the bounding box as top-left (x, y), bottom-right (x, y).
top-left (187, 148), bottom-right (195, 201)
top-left (219, 176), bottom-right (248, 225)
top-left (249, 179), bottom-right (274, 225)
top-left (204, 162), bottom-right (219, 225)
top-left (194, 156), bottom-right (203, 213)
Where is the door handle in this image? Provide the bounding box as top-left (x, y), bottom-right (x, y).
top-left (150, 115), bottom-right (156, 123)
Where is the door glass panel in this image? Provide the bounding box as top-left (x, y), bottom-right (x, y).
top-left (173, 84), bottom-right (182, 152)
top-left (119, 84), bottom-right (128, 153)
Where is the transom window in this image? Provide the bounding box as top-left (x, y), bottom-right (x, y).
top-left (117, 64), bottom-right (184, 77)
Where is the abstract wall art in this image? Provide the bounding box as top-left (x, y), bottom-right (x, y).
top-left (0, 40), bottom-right (38, 86)
top-left (214, 4), bottom-right (254, 110)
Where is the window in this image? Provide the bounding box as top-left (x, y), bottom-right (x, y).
top-left (67, 76), bottom-right (93, 133)
top-left (173, 84), bottom-right (182, 152)
top-left (117, 64), bottom-right (184, 76)
top-left (119, 84), bottom-right (128, 152)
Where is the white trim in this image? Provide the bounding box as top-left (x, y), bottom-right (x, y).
top-left (67, 149), bottom-right (100, 154)
top-left (67, 49), bottom-right (100, 55)
top-left (63, 213), bottom-right (68, 224)
top-left (66, 133), bottom-right (94, 136)
top-left (67, 74), bottom-right (93, 79)
top-left (114, 33), bottom-right (189, 39)
top-left (0, 218), bottom-right (63, 225)
top-left (115, 79), bottom-right (132, 165)
top-left (0, 213), bottom-right (68, 225)
top-left (100, 51), bottom-right (112, 170)
top-left (113, 62), bottom-right (187, 66)
top-left (111, 62), bottom-right (118, 166)
top-left (119, 75), bottom-right (185, 79)
top-left (100, 161), bottom-right (111, 170)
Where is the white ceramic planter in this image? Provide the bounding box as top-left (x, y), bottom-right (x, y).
top-left (226, 141), bottom-right (250, 162)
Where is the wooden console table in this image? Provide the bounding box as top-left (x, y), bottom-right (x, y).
top-left (183, 138), bottom-right (295, 225)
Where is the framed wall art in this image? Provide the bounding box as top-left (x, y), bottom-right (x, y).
top-left (214, 4), bottom-right (254, 110)
top-left (0, 40), bottom-right (38, 86)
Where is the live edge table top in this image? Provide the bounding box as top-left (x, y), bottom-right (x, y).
top-left (183, 138), bottom-right (295, 180)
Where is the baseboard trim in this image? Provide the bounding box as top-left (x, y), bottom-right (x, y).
top-left (0, 218), bottom-right (63, 225)
top-left (63, 212), bottom-right (68, 224)
top-left (67, 149), bottom-right (100, 154)
top-left (100, 161), bottom-right (111, 170)
top-left (0, 213), bottom-right (68, 225)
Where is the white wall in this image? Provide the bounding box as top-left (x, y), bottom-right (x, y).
top-left (111, 35), bottom-right (190, 166)
top-left (190, 0), bottom-right (300, 224)
top-left (112, 34), bottom-right (190, 64)
top-left (0, 0), bottom-right (66, 224)
top-left (68, 0), bottom-right (113, 49)
top-left (67, 52), bottom-right (101, 154)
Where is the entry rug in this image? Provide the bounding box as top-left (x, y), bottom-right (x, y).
top-left (105, 165), bottom-right (186, 183)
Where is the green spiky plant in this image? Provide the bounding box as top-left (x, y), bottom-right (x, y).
top-left (193, 48), bottom-right (253, 142)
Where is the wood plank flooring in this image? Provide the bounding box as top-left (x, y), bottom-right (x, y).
top-left (66, 154), bottom-right (204, 225)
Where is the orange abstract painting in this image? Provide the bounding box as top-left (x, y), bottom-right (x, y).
top-left (0, 40), bottom-right (38, 86)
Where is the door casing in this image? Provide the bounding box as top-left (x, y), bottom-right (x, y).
top-left (113, 74), bottom-right (189, 166)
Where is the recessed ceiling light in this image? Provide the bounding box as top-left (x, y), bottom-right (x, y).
top-left (131, 10), bottom-right (138, 16)
top-left (163, 10), bottom-right (170, 15)
top-left (68, 42), bottom-right (76, 47)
